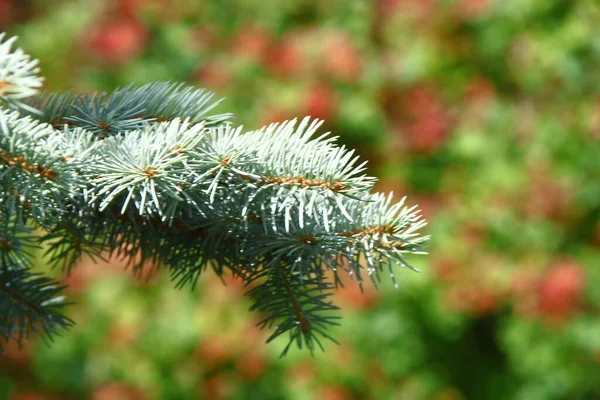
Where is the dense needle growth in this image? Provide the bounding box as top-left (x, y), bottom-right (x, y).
top-left (0, 33), bottom-right (428, 355)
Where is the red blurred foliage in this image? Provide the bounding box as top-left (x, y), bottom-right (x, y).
top-left (221, 272), bottom-right (247, 294)
top-left (265, 37), bottom-right (302, 78)
top-left (204, 273), bottom-right (246, 305)
top-left (536, 259), bottom-right (586, 322)
top-left (0, 0), bottom-right (14, 26)
top-left (200, 374), bottom-right (232, 400)
top-left (446, 284), bottom-right (498, 316)
top-left (91, 383), bottom-right (145, 400)
top-left (378, 0), bottom-right (436, 21)
top-left (465, 78), bottom-right (496, 105)
top-left (61, 255), bottom-right (127, 292)
top-left (304, 83), bottom-right (337, 121)
top-left (510, 269), bottom-right (538, 298)
top-left (86, 19), bottom-right (148, 64)
top-left (332, 268), bottom-right (380, 310)
top-left (190, 27), bottom-right (219, 52)
top-left (386, 86), bottom-right (451, 154)
top-left (372, 178), bottom-right (406, 198)
top-left (10, 394), bottom-right (46, 400)
top-left (194, 61), bottom-right (231, 90)
top-left (236, 351), bottom-right (269, 381)
top-left (410, 194), bottom-right (442, 220)
top-left (523, 170), bottom-right (572, 221)
top-left (376, 0), bottom-right (402, 15)
top-left (325, 35), bottom-right (362, 82)
top-left (454, 0), bottom-right (491, 20)
top-left (432, 257), bottom-right (459, 282)
top-left (457, 222), bottom-right (486, 249)
top-left (61, 252), bottom-right (158, 293)
top-left (401, 87), bottom-right (451, 153)
top-left (196, 336), bottom-right (232, 368)
top-left (113, 0), bottom-right (149, 19)
top-left (335, 282), bottom-right (379, 310)
top-left (509, 269), bottom-right (539, 318)
top-left (238, 318), bottom-right (267, 348)
top-left (231, 25), bottom-right (271, 63)
top-left (2, 337), bottom-right (33, 368)
top-left (317, 385), bottom-right (353, 400)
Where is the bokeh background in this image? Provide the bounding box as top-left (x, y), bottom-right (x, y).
top-left (2, 0), bottom-right (600, 399)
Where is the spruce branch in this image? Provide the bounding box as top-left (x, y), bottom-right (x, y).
top-left (24, 82), bottom-right (233, 135)
top-left (247, 256), bottom-right (341, 357)
top-left (0, 216), bottom-right (39, 270)
top-left (0, 33), bottom-right (43, 114)
top-left (0, 267), bottom-right (73, 351)
top-left (0, 33), bottom-right (430, 355)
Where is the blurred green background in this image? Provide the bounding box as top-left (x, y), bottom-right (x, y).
top-left (2, 0), bottom-right (600, 399)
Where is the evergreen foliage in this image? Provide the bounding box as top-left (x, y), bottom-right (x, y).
top-left (0, 33), bottom-right (428, 354)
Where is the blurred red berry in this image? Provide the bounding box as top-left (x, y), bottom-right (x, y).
top-left (304, 83), bottom-right (337, 121)
top-left (396, 87), bottom-right (450, 153)
top-left (325, 36), bottom-right (362, 82)
top-left (87, 19), bottom-right (148, 63)
top-left (232, 25), bottom-right (271, 62)
top-left (265, 38), bottom-right (302, 78)
top-left (537, 260), bottom-right (586, 321)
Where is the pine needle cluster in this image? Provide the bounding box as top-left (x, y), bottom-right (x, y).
top-left (0, 33), bottom-right (429, 355)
